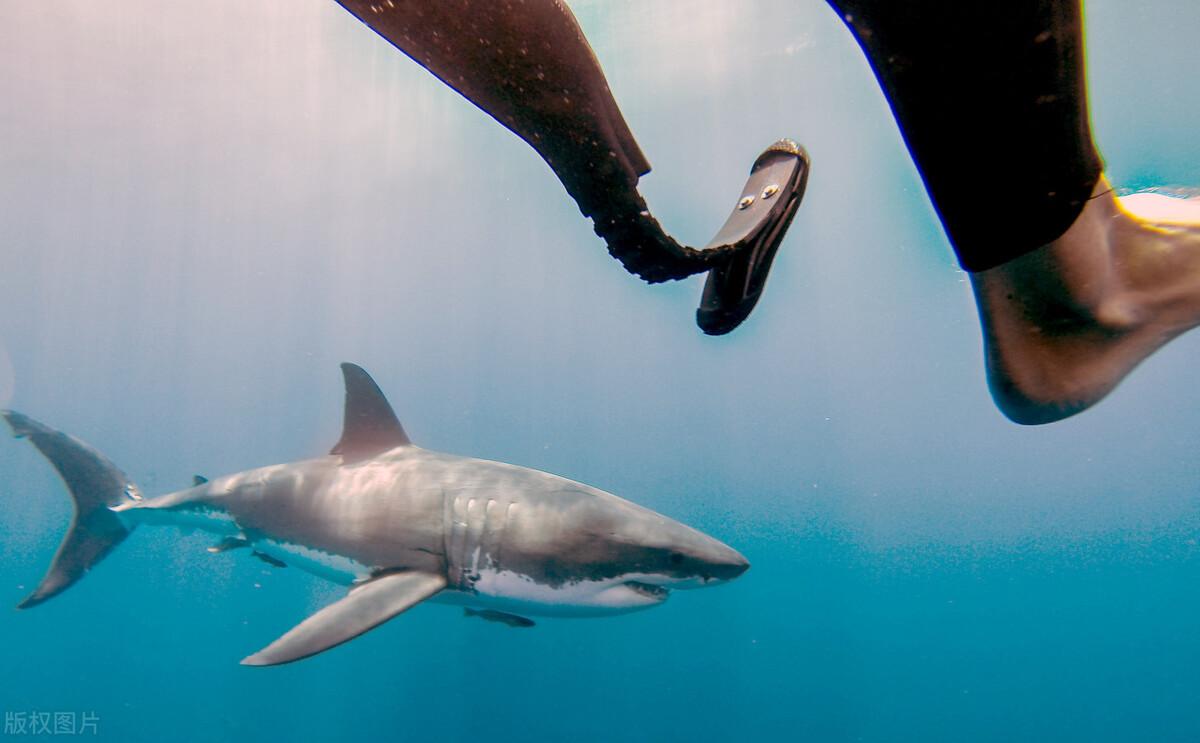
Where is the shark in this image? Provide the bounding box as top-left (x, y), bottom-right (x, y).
top-left (3, 363), bottom-right (748, 666)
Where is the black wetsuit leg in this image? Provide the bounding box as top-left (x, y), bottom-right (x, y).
top-left (827, 0), bottom-right (1104, 272)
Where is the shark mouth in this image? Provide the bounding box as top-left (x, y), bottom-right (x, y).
top-left (624, 581), bottom-right (669, 600)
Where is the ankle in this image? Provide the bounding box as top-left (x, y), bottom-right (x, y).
top-left (970, 177), bottom-right (1200, 424)
top-left (982, 184), bottom-right (1144, 320)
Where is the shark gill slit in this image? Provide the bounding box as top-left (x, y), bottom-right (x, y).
top-left (468, 496), bottom-right (489, 585)
top-left (461, 497), bottom-right (477, 583)
top-left (446, 493), bottom-right (467, 588)
top-left (473, 499), bottom-right (493, 577)
top-left (482, 498), bottom-right (499, 571)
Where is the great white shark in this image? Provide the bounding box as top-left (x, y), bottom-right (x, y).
top-left (4, 364), bottom-right (748, 666)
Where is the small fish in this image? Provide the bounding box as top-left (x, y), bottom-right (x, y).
top-left (207, 536), bottom-right (249, 554)
top-left (463, 608), bottom-right (535, 628)
top-left (252, 551), bottom-right (287, 569)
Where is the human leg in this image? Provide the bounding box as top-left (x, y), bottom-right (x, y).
top-left (829, 0), bottom-right (1200, 423)
top-left (829, 0), bottom-right (1102, 272)
top-left (972, 183), bottom-right (1200, 423)
top-left (332, 0), bottom-right (809, 333)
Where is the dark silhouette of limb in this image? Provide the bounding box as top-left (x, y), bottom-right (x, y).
top-left (830, 0), bottom-right (1101, 272)
top-left (333, 0), bottom-right (808, 333)
top-left (334, 0), bottom-right (1200, 422)
top-left (831, 0), bottom-right (1200, 423)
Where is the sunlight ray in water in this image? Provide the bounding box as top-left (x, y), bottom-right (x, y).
top-left (0, 1), bottom-right (1197, 740)
top-left (0, 341), bottom-right (13, 408)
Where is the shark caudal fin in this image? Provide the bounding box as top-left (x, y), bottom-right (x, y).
top-left (3, 410), bottom-right (139, 608)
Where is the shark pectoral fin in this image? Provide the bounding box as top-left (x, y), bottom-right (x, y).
top-left (240, 570), bottom-right (446, 667)
top-left (330, 363), bottom-right (412, 465)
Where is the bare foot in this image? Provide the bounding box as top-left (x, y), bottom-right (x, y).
top-left (970, 178), bottom-right (1200, 424)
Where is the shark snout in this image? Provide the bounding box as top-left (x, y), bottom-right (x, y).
top-left (724, 550), bottom-right (751, 579)
top-left (668, 539), bottom-right (749, 589)
top-left (705, 544), bottom-right (750, 583)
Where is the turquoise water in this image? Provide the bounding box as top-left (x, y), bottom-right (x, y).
top-left (2, 1), bottom-right (1199, 740)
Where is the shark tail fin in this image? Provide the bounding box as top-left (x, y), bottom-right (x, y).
top-left (3, 410), bottom-right (138, 609)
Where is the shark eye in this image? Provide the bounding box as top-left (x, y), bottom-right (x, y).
top-left (669, 552), bottom-right (684, 566)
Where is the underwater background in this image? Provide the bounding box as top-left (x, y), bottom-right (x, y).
top-left (1, 1), bottom-right (1199, 740)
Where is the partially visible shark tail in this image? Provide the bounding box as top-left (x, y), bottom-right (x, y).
top-left (3, 410), bottom-right (138, 609)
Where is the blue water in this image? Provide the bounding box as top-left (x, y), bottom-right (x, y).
top-left (2, 1), bottom-right (1199, 741)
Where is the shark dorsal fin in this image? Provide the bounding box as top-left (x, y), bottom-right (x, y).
top-left (330, 363), bottom-right (411, 464)
top-left (193, 475), bottom-right (209, 486)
